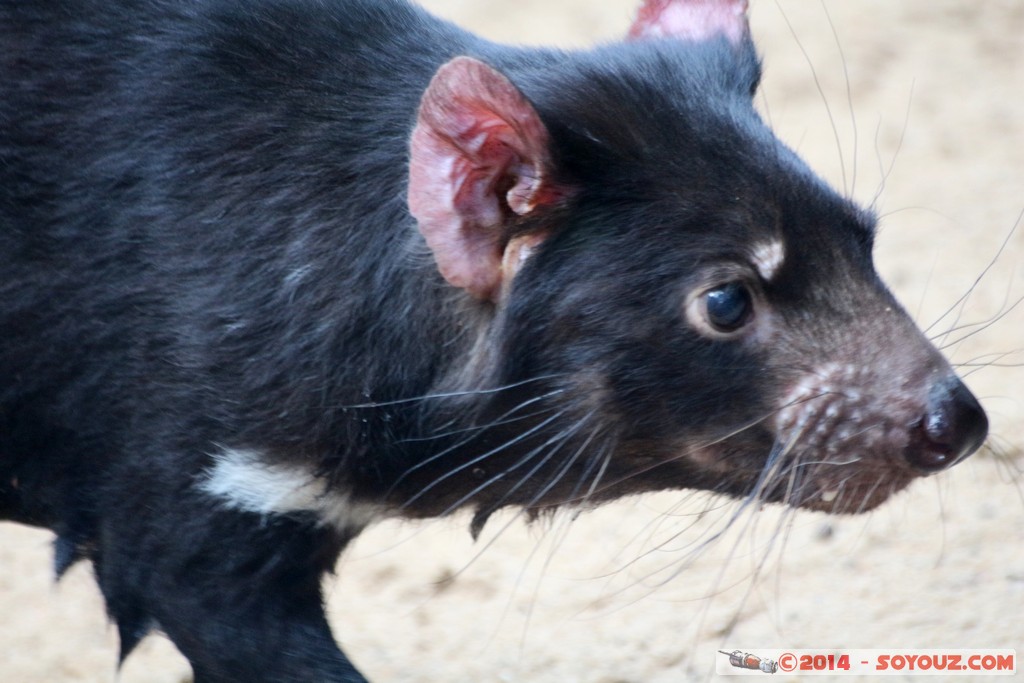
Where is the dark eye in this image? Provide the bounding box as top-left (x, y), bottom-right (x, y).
top-left (704, 282), bottom-right (753, 333)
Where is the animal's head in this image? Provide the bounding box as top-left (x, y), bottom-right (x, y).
top-left (404, 0), bottom-right (987, 525)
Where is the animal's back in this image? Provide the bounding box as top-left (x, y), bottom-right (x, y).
top-left (0, 0), bottom-right (468, 525)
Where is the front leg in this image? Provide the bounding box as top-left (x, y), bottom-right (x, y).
top-left (94, 465), bottom-right (367, 683)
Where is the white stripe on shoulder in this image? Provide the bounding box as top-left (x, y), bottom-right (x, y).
top-left (201, 447), bottom-right (383, 534)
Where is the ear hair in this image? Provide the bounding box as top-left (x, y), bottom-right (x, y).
top-left (408, 57), bottom-right (563, 302)
top-left (627, 0), bottom-right (749, 46)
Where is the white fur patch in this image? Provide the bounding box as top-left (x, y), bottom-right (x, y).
top-left (201, 448), bottom-right (383, 534)
top-left (751, 240), bottom-right (785, 282)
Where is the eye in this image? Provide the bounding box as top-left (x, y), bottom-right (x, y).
top-left (702, 282), bottom-right (754, 334)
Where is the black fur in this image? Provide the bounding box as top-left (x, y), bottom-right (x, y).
top-left (0, 1), bottom-right (986, 681)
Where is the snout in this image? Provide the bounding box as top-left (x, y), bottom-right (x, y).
top-left (905, 374), bottom-right (988, 472)
top-left (770, 362), bottom-right (989, 514)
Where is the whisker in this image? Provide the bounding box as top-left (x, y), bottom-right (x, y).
top-left (398, 397), bottom-right (558, 444)
top-left (957, 352), bottom-right (1024, 379)
top-left (820, 0), bottom-right (858, 198)
top-left (853, 475), bottom-right (886, 516)
top-left (338, 373), bottom-right (565, 409)
top-left (776, 437), bottom-right (808, 508)
top-left (938, 293), bottom-right (1024, 352)
top-left (662, 439), bottom-right (803, 607)
top-left (431, 420), bottom-right (599, 591)
top-left (563, 437), bottom-right (613, 516)
top-left (428, 432), bottom-right (609, 655)
top-left (577, 447), bottom-right (613, 515)
top-left (570, 388), bottom-right (833, 507)
top-left (400, 409), bottom-right (569, 511)
top-left (775, 0), bottom-right (848, 195)
top-left (386, 388), bottom-right (566, 494)
top-left (604, 432), bottom-right (804, 596)
top-left (601, 491), bottom-right (731, 574)
top-left (925, 215), bottom-right (1020, 338)
top-left (524, 417), bottom-right (602, 515)
top-left (441, 410), bottom-right (593, 524)
top-left (556, 416), bottom-right (769, 508)
top-left (503, 428), bottom-right (605, 646)
top-left (870, 81), bottom-right (914, 211)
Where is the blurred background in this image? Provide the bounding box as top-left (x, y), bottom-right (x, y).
top-left (1, 1), bottom-right (1021, 681)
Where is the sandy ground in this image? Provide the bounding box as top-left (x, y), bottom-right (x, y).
top-left (1, 1), bottom-right (1022, 681)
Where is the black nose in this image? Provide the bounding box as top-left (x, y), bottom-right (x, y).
top-left (906, 374), bottom-right (988, 472)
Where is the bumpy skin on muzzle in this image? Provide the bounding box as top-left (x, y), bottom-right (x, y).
top-left (907, 374), bottom-right (988, 472)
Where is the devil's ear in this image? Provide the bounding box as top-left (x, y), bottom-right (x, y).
top-left (408, 56), bottom-right (561, 302)
top-left (627, 0), bottom-right (749, 45)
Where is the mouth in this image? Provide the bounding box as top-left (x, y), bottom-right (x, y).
top-left (755, 460), bottom-right (919, 514)
top-left (796, 475), bottom-right (916, 513)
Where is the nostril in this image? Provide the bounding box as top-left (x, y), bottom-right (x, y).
top-left (906, 375), bottom-right (988, 472)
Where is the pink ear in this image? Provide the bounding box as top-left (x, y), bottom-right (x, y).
top-left (628, 0), bottom-right (749, 45)
top-left (408, 57), bottom-right (560, 302)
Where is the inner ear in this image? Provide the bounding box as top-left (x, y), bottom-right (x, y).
top-left (408, 56), bottom-right (561, 302)
top-left (628, 0), bottom-right (750, 46)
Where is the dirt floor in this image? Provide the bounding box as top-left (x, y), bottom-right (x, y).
top-left (1, 1), bottom-right (1022, 681)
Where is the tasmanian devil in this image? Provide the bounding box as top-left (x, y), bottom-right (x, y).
top-left (0, 0), bottom-right (989, 681)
